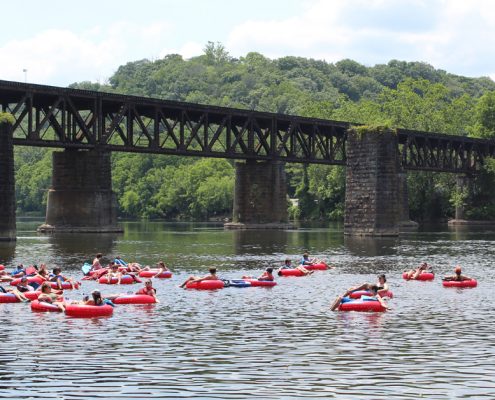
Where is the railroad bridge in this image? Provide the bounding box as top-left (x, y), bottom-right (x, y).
top-left (1, 80), bottom-right (494, 240)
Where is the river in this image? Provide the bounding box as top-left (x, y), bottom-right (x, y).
top-left (0, 219), bottom-right (494, 399)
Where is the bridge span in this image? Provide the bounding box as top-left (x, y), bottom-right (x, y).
top-left (1, 80), bottom-right (494, 239)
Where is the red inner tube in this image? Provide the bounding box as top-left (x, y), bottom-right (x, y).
top-left (303, 263), bottom-right (328, 271)
top-left (0, 293), bottom-right (19, 303)
top-left (113, 294), bottom-right (156, 304)
top-left (65, 304), bottom-right (113, 317)
top-left (442, 279), bottom-right (477, 288)
top-left (49, 281), bottom-right (79, 290)
top-left (185, 280), bottom-right (224, 290)
top-left (242, 279), bottom-right (277, 287)
top-left (30, 300), bottom-right (62, 312)
top-left (402, 272), bottom-right (435, 281)
top-left (138, 270), bottom-right (172, 279)
top-left (338, 299), bottom-right (387, 312)
top-left (10, 276), bottom-right (44, 286)
top-left (278, 269), bottom-right (305, 277)
top-left (99, 275), bottom-right (136, 284)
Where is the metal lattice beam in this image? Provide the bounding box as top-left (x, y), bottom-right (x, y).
top-left (2, 80), bottom-right (495, 171)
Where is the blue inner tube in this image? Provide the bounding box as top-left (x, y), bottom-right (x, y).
top-left (227, 280), bottom-right (252, 288)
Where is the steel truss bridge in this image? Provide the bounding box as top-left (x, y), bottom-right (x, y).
top-left (1, 80), bottom-right (494, 173)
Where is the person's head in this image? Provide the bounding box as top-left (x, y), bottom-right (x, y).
top-left (266, 267), bottom-right (274, 274)
top-left (41, 282), bottom-right (51, 293)
top-left (115, 256), bottom-right (121, 260)
top-left (455, 266), bottom-right (462, 275)
top-left (420, 263), bottom-right (427, 270)
top-left (111, 263), bottom-right (118, 270)
top-left (370, 284), bottom-right (379, 293)
top-left (53, 267), bottom-right (61, 275)
top-left (145, 279), bottom-right (153, 287)
top-left (92, 289), bottom-right (102, 304)
top-left (20, 276), bottom-right (28, 284)
top-left (378, 274), bottom-right (386, 284)
top-left (96, 253), bottom-right (102, 259)
top-left (209, 267), bottom-right (217, 275)
top-left (284, 258), bottom-right (291, 265)
top-left (303, 253), bottom-right (309, 259)
top-left (33, 265), bottom-right (38, 271)
top-left (157, 261), bottom-right (166, 268)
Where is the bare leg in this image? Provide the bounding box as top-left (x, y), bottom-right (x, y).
top-left (330, 296), bottom-right (343, 311)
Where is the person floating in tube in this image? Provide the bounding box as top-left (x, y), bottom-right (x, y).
top-left (330, 275), bottom-right (390, 311)
top-left (442, 266), bottom-right (472, 282)
top-left (404, 262), bottom-right (432, 280)
top-left (180, 267), bottom-right (218, 288)
top-left (279, 258), bottom-right (312, 276)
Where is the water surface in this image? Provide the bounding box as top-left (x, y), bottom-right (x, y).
top-left (0, 220), bottom-right (494, 399)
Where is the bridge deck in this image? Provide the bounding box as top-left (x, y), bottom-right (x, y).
top-left (1, 79), bottom-right (494, 172)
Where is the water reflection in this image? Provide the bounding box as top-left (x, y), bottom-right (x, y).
top-left (1, 219), bottom-right (495, 399)
top-left (0, 241), bottom-right (15, 264)
top-left (344, 235), bottom-right (399, 256)
top-left (232, 229), bottom-right (289, 254)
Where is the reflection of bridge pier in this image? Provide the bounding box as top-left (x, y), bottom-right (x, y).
top-left (38, 149), bottom-right (121, 233)
top-left (0, 122), bottom-right (15, 241)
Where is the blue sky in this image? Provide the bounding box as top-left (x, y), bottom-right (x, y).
top-left (1, 0), bottom-right (494, 86)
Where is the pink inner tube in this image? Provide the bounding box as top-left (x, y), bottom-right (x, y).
top-left (0, 293), bottom-right (19, 303)
top-left (113, 294), bottom-right (157, 304)
top-left (402, 272), bottom-right (435, 281)
top-left (442, 279), bottom-right (477, 288)
top-left (303, 263), bottom-right (328, 271)
top-left (242, 279), bottom-right (277, 287)
top-left (49, 281), bottom-right (79, 290)
top-left (349, 290), bottom-right (394, 299)
top-left (99, 275), bottom-right (136, 285)
top-left (278, 269), bottom-right (305, 277)
top-left (0, 264), bottom-right (5, 271)
top-left (65, 304), bottom-right (113, 318)
top-left (10, 276), bottom-right (44, 286)
top-left (138, 270), bottom-right (172, 279)
top-left (338, 299), bottom-right (387, 312)
top-left (30, 300), bottom-right (62, 312)
top-left (185, 280), bottom-right (224, 290)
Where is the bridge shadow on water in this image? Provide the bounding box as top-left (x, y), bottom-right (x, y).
top-left (0, 241), bottom-right (15, 265)
top-left (344, 235), bottom-right (399, 257)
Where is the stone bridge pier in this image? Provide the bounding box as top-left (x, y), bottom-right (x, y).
top-left (224, 160), bottom-right (293, 229)
top-left (344, 128), bottom-right (402, 236)
top-left (38, 149), bottom-right (122, 233)
top-left (0, 122), bottom-right (16, 241)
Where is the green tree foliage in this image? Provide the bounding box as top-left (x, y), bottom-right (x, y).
top-left (14, 45), bottom-right (495, 221)
top-left (15, 148), bottom-right (52, 213)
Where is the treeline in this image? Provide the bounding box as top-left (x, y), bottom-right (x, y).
top-left (14, 42), bottom-right (495, 221)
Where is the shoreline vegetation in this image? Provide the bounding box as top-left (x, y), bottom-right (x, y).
top-left (14, 43), bottom-right (495, 224)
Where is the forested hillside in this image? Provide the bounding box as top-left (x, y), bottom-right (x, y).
top-left (14, 42), bottom-right (495, 221)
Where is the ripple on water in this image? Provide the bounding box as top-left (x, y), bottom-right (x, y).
top-left (1, 222), bottom-right (495, 398)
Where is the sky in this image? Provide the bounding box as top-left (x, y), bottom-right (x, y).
top-left (1, 0), bottom-right (495, 87)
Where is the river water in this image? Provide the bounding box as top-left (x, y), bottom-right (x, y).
top-left (1, 220), bottom-right (494, 399)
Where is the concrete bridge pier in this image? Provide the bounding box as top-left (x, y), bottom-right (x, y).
top-left (38, 149), bottom-right (122, 233)
top-left (0, 122), bottom-right (16, 241)
top-left (344, 128), bottom-right (400, 236)
top-left (224, 160), bottom-right (293, 229)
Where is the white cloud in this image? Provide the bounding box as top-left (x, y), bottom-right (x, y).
top-left (0, 21), bottom-right (173, 86)
top-left (159, 41), bottom-right (204, 60)
top-left (226, 0), bottom-right (495, 78)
